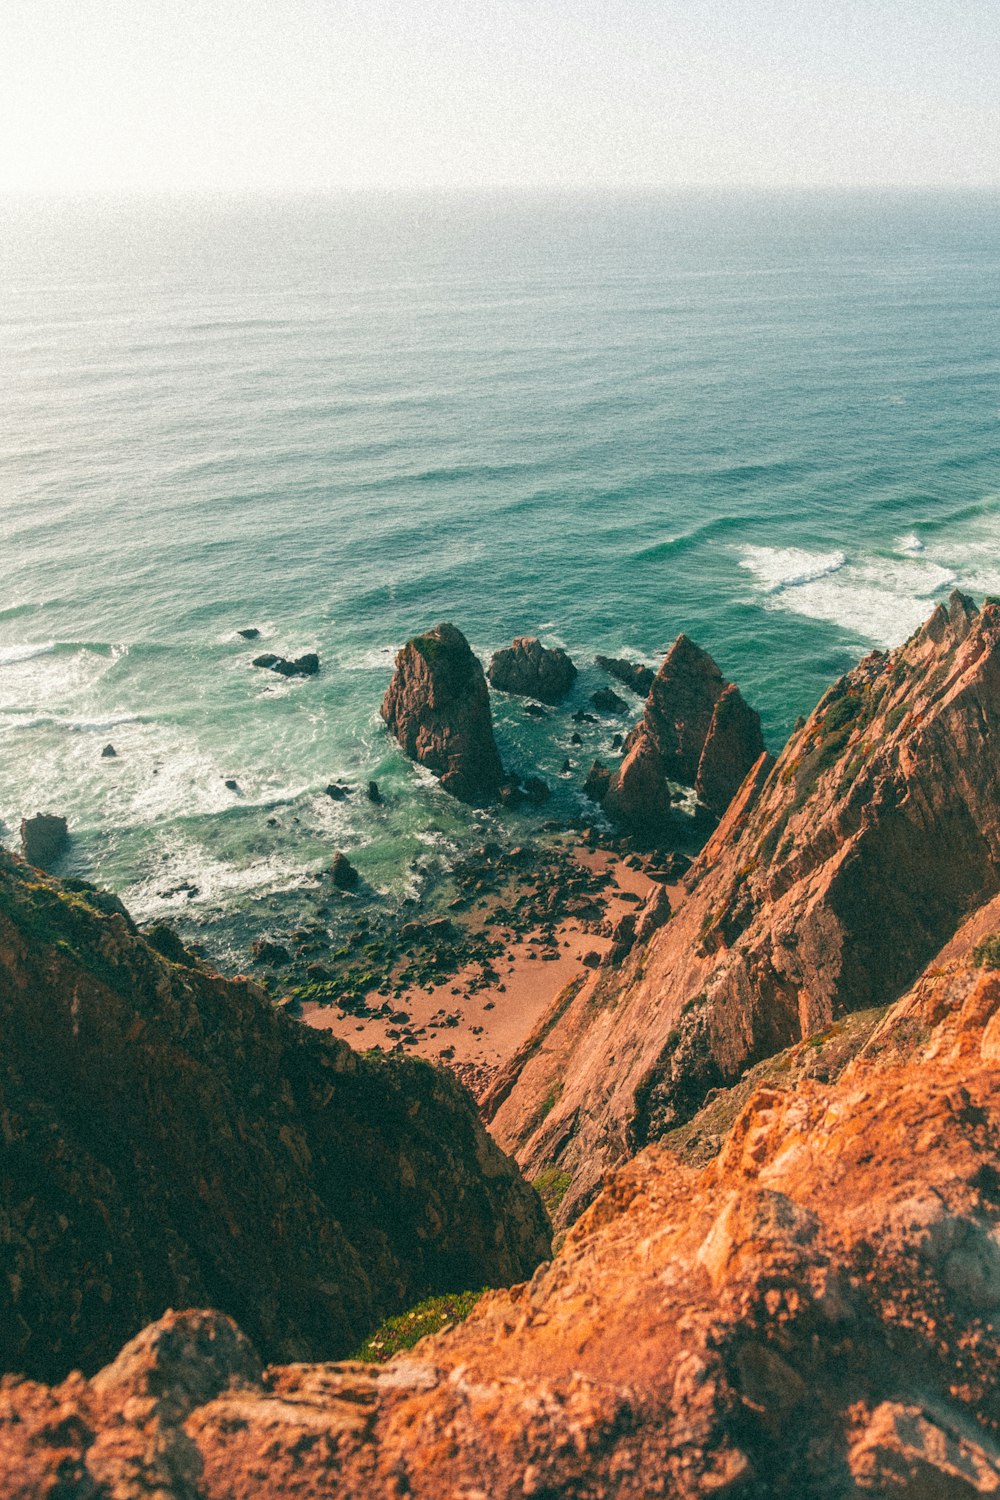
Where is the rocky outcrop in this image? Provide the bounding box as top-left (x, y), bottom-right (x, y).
top-left (0, 851), bottom-right (549, 1383)
top-left (19, 813), bottom-right (68, 870)
top-left (595, 654), bottom-right (655, 698)
top-left (487, 636), bottom-right (577, 704)
top-left (7, 933), bottom-right (1000, 1498)
top-left (252, 652), bottom-right (319, 677)
top-left (602, 635), bottom-right (763, 832)
top-left (489, 593), bottom-right (1000, 1219)
top-left (695, 682), bottom-right (768, 818)
top-left (381, 623), bottom-right (504, 804)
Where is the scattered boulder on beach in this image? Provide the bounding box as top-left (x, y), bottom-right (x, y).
top-left (330, 851), bottom-right (360, 891)
top-left (101, 743), bottom-right (117, 759)
top-left (381, 622), bottom-right (505, 805)
top-left (252, 652), bottom-right (320, 678)
top-left (20, 814), bottom-right (68, 871)
top-left (487, 637), bottom-right (577, 704)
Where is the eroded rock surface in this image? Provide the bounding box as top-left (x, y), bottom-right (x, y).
top-left (491, 593), bottom-right (1000, 1219)
top-left (6, 942), bottom-right (1000, 1497)
top-left (382, 623), bottom-right (505, 804)
top-left (0, 852), bottom-right (549, 1383)
top-left (487, 635), bottom-right (577, 704)
top-left (19, 812), bottom-right (68, 870)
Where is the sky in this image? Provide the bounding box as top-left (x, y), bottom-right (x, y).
top-left (1, 0), bottom-right (999, 194)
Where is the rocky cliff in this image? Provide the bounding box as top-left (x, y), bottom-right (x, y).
top-left (381, 622), bottom-right (505, 804)
top-left (0, 852), bottom-right (549, 1383)
top-left (489, 592), bottom-right (1000, 1218)
top-left (7, 911), bottom-right (1000, 1497)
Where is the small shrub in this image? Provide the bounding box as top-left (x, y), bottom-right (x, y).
top-left (973, 934), bottom-right (1000, 970)
top-left (533, 1168), bottom-right (573, 1219)
top-left (351, 1289), bottom-right (485, 1362)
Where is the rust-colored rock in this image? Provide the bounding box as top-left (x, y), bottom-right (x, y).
top-left (490, 593), bottom-right (1000, 1220)
top-left (0, 852), bottom-right (549, 1383)
top-left (487, 635), bottom-right (577, 703)
top-left (7, 936), bottom-right (1000, 1497)
top-left (381, 622), bottom-right (505, 804)
top-left (603, 634), bottom-right (762, 832)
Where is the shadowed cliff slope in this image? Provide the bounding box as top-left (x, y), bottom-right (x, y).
top-left (7, 904), bottom-right (1000, 1497)
top-left (0, 853), bottom-right (549, 1383)
top-left (488, 592), bottom-right (1000, 1219)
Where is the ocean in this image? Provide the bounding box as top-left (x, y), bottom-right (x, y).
top-left (3, 190), bottom-right (999, 963)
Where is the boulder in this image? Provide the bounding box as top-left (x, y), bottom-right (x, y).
top-left (20, 813), bottom-right (68, 871)
top-left (591, 687), bottom-right (628, 714)
top-left (381, 623), bottom-right (505, 805)
top-left (330, 852), bottom-right (360, 890)
top-left (583, 760), bottom-right (612, 802)
top-left (252, 653), bottom-right (320, 678)
top-left (237, 628), bottom-right (261, 640)
top-left (101, 743), bottom-right (117, 759)
top-left (522, 775), bottom-right (550, 805)
top-left (366, 780), bottom-right (383, 804)
top-left (487, 637), bottom-right (577, 704)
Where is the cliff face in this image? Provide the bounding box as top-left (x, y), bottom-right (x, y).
top-left (381, 622), bottom-right (504, 804)
top-left (7, 920), bottom-right (1000, 1498)
top-left (489, 592), bottom-right (1000, 1217)
top-left (0, 853), bottom-right (549, 1383)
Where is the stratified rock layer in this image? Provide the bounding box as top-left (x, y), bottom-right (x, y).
top-left (6, 931), bottom-right (1000, 1497)
top-left (0, 853), bottom-right (549, 1382)
top-left (491, 592), bottom-right (1000, 1219)
top-left (487, 636), bottom-right (577, 704)
top-left (603, 635), bottom-right (763, 831)
top-left (381, 622), bottom-right (505, 804)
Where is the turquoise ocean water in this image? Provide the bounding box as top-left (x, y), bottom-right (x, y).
top-left (2, 192), bottom-right (999, 961)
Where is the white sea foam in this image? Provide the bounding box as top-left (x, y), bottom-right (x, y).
top-left (122, 836), bottom-right (312, 920)
top-left (0, 641), bottom-right (56, 665)
top-left (738, 547), bottom-right (847, 594)
top-left (739, 546), bottom-right (957, 648)
top-left (898, 533), bottom-right (925, 555)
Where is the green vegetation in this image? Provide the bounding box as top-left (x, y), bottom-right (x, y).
top-left (533, 1168), bottom-right (573, 1219)
top-left (350, 1289), bottom-right (485, 1362)
top-left (972, 934), bottom-right (1000, 969)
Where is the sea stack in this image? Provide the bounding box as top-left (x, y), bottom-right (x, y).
top-left (602, 634), bottom-right (763, 831)
top-left (487, 636), bottom-right (577, 704)
top-left (20, 813), bottom-right (69, 871)
top-left (381, 622), bottom-right (505, 804)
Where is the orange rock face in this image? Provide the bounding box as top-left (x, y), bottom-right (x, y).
top-left (492, 592), bottom-right (1000, 1219)
top-left (6, 930), bottom-right (1000, 1498)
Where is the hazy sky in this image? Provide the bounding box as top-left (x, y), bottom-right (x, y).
top-left (2, 1), bottom-right (998, 193)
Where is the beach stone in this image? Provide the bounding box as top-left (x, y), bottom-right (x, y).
top-left (20, 813), bottom-right (68, 871)
top-left (487, 637), bottom-right (577, 704)
top-left (381, 622), bottom-right (505, 805)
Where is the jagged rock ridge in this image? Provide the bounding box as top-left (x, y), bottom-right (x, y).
top-left (7, 918), bottom-right (1000, 1497)
top-left (487, 636), bottom-right (577, 703)
top-left (602, 634), bottom-right (765, 831)
top-left (489, 592), bottom-right (1000, 1219)
top-left (0, 853), bottom-right (549, 1382)
top-left (381, 622), bottom-right (505, 804)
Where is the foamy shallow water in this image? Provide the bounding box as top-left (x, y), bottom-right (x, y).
top-left (2, 191), bottom-right (1000, 952)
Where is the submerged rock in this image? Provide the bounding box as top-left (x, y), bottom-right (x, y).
top-left (381, 623), bottom-right (505, 805)
top-left (101, 743), bottom-right (117, 759)
top-left (487, 636), bottom-right (577, 704)
top-left (19, 813), bottom-right (68, 871)
top-left (237, 627), bottom-right (261, 640)
top-left (252, 652), bottom-right (320, 678)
